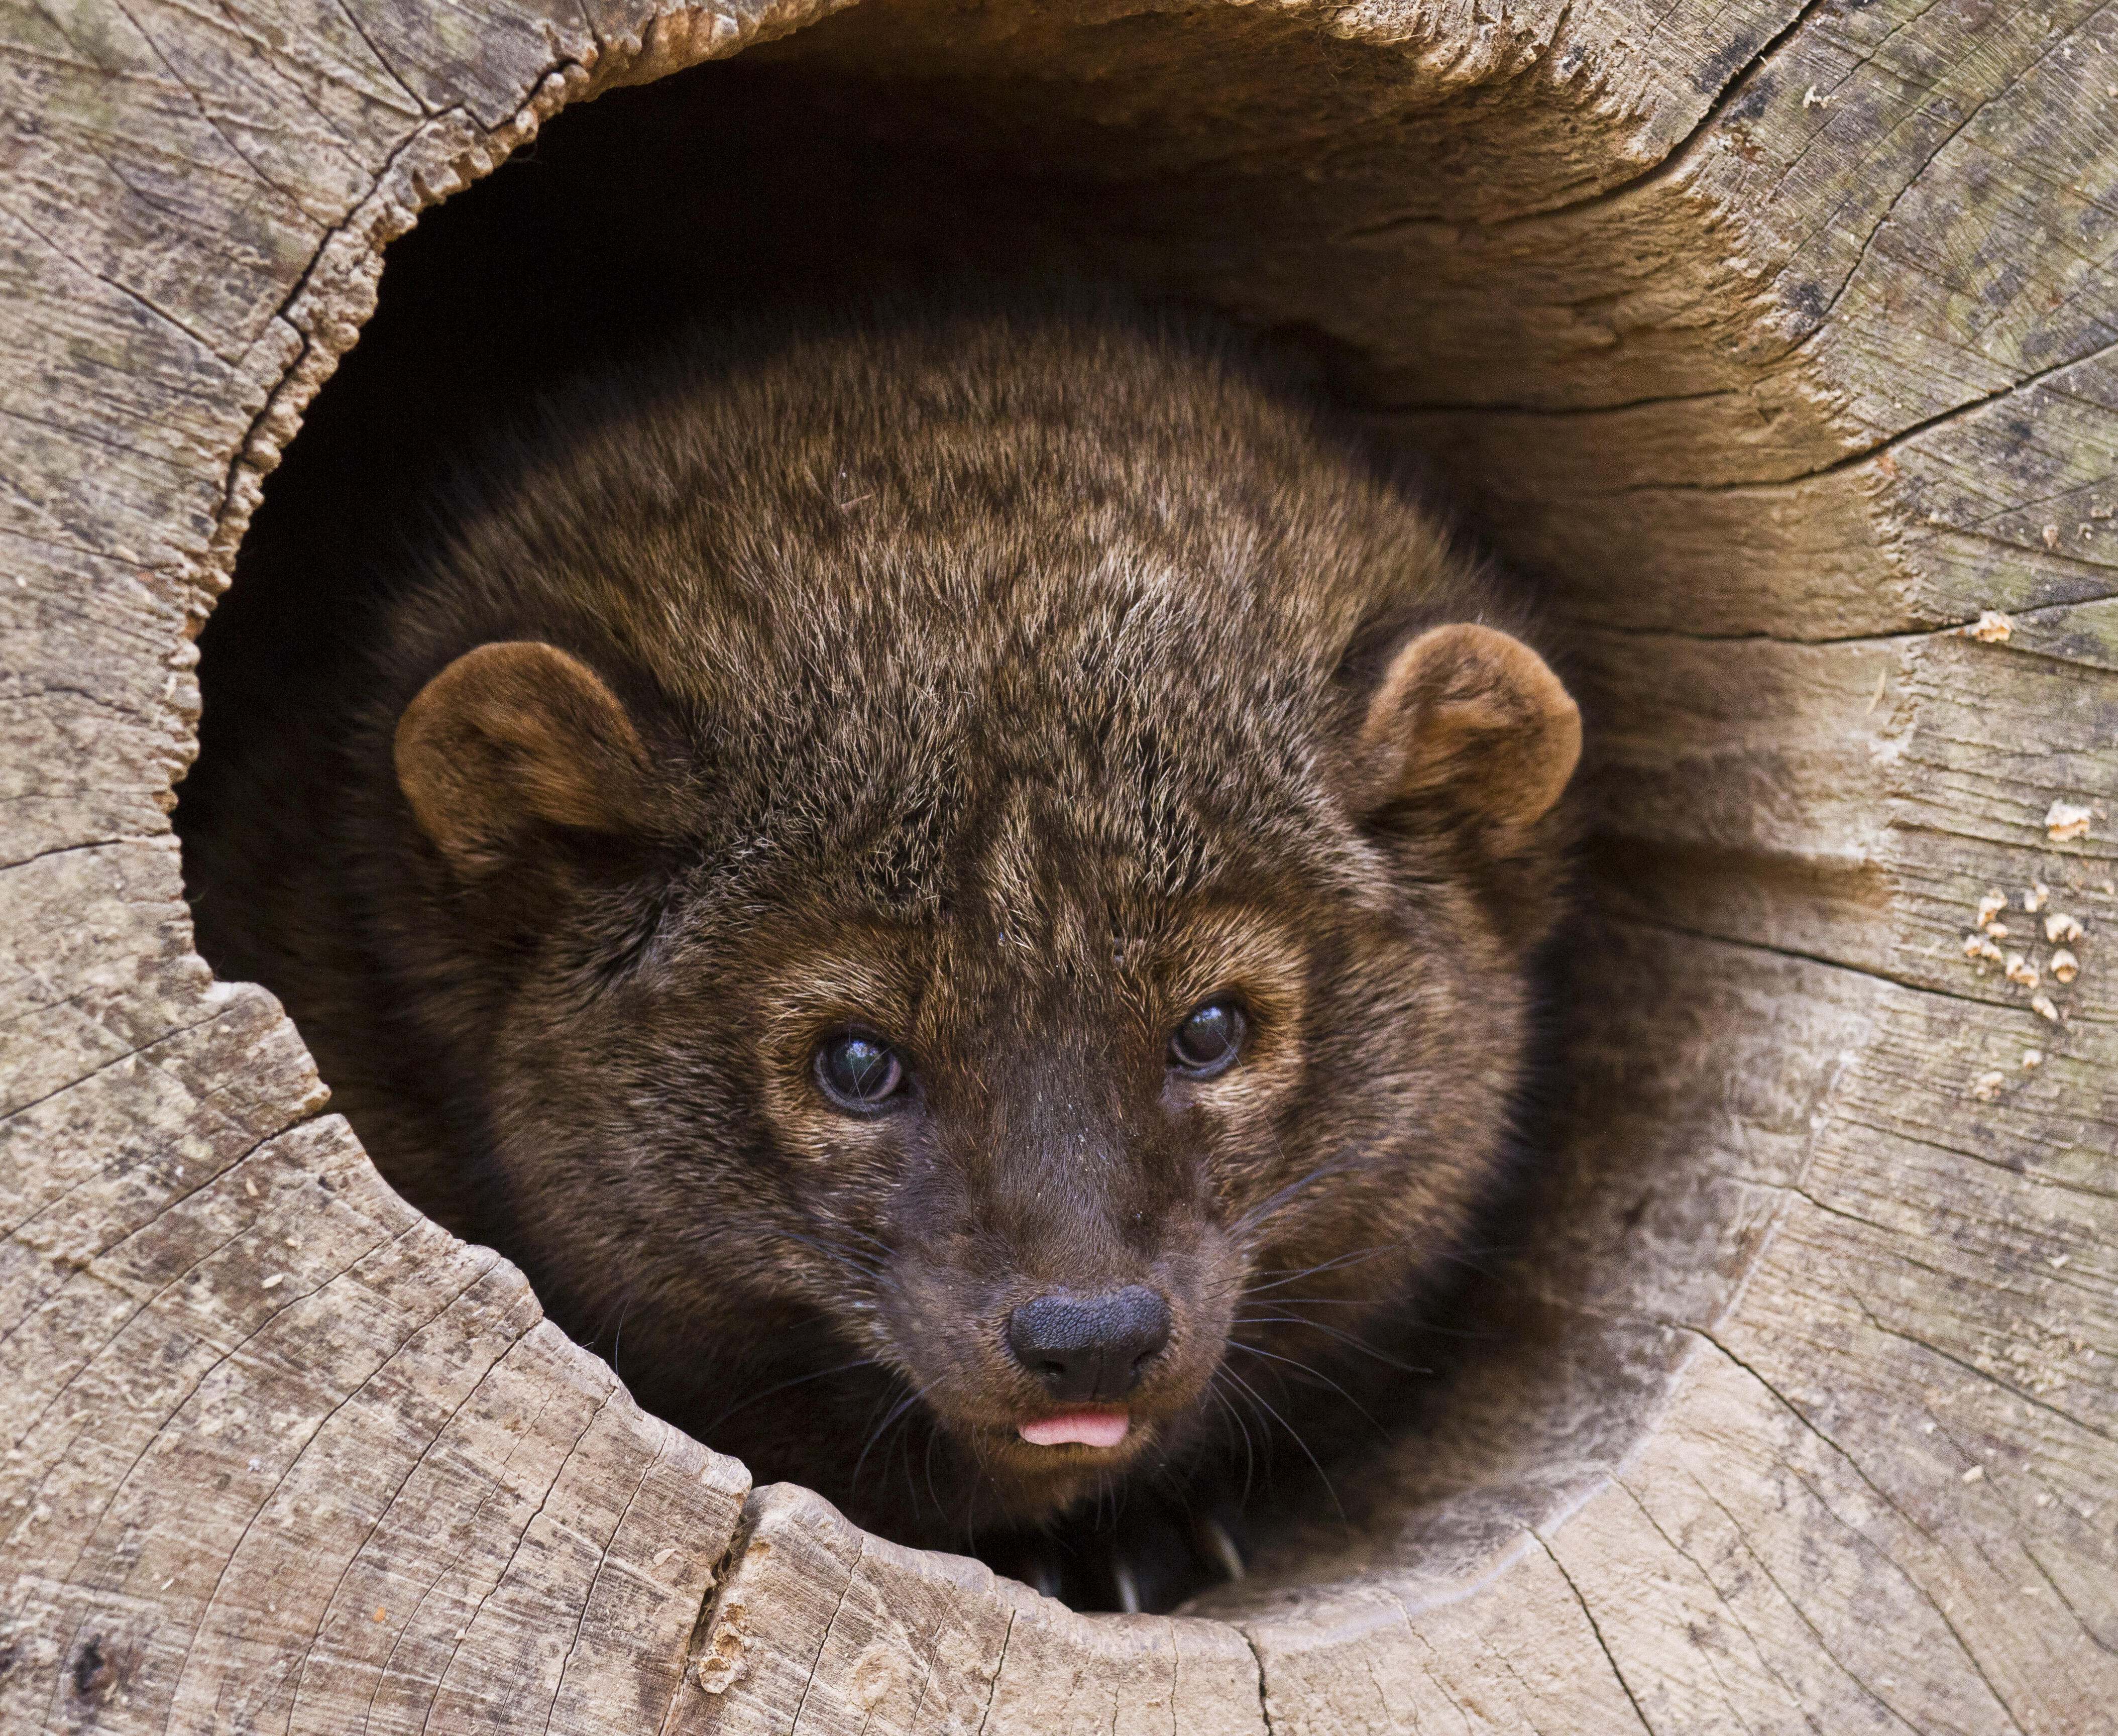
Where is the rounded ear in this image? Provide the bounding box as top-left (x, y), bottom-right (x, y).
top-left (1354, 623), bottom-right (1581, 838)
top-left (394, 641), bottom-right (654, 871)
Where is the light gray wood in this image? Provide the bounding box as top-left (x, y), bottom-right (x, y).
top-left (4, 0), bottom-right (2112, 1730)
top-left (679, 1483), bottom-right (1265, 1734)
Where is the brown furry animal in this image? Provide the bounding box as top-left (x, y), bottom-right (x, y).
top-left (178, 296), bottom-right (1579, 1612)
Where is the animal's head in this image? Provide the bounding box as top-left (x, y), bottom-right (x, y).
top-left (388, 586), bottom-right (1579, 1532)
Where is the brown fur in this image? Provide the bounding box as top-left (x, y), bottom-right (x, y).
top-left (177, 295), bottom-right (1578, 1606)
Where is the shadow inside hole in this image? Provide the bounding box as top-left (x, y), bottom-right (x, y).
top-left (186, 39), bottom-right (1790, 1616)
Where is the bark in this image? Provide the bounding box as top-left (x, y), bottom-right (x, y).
top-left (3, 0), bottom-right (2113, 1730)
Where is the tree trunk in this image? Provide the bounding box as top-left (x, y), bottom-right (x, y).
top-left (4, 1), bottom-right (2113, 1731)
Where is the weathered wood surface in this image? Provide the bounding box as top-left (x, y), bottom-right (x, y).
top-left (3, 0), bottom-right (2113, 1732)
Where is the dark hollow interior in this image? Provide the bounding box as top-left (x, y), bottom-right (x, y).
top-left (184, 22), bottom-right (1771, 1617)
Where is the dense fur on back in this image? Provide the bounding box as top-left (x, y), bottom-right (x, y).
top-left (179, 296), bottom-right (1574, 1606)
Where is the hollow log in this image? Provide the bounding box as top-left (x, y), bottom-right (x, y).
top-left (5, 1), bottom-right (2115, 1731)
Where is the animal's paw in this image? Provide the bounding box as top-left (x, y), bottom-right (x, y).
top-left (982, 1484), bottom-right (1252, 1613)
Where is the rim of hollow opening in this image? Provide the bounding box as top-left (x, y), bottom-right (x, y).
top-left (192, 0), bottom-right (1796, 1627)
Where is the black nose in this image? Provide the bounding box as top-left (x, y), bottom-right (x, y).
top-left (1007, 1286), bottom-right (1173, 1402)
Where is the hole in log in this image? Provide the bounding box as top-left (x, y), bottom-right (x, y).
top-left (177, 2), bottom-right (1860, 1616)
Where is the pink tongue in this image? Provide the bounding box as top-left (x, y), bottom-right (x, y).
top-left (1019, 1409), bottom-right (1131, 1449)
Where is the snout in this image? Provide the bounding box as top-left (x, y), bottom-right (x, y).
top-left (1005, 1285), bottom-right (1171, 1403)
top-left (874, 1232), bottom-right (1238, 1517)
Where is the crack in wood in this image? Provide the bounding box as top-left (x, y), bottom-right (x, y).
top-left (1534, 1535), bottom-right (1657, 1734)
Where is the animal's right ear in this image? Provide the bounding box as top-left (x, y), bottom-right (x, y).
top-left (394, 641), bottom-right (655, 872)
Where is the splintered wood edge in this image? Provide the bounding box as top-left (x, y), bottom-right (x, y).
top-left (200, 0), bottom-right (863, 605)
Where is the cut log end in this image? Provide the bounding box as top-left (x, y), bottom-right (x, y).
top-left (5, 0), bottom-right (2114, 1731)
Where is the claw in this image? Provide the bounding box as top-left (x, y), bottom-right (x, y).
top-left (1111, 1558), bottom-right (1143, 1614)
top-left (1197, 1513), bottom-right (1247, 1584)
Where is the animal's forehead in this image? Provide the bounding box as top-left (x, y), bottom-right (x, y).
top-left (813, 688), bottom-right (1340, 927)
top-left (745, 851), bottom-right (1316, 1039)
top-left (675, 655), bottom-right (1382, 1020)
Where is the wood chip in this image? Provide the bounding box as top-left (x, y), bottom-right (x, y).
top-left (2051, 948), bottom-right (2079, 984)
top-left (2046, 800), bottom-right (2093, 842)
top-left (2044, 912), bottom-right (2084, 944)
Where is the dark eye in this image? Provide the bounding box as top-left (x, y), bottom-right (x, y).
top-left (1169, 999), bottom-right (1246, 1077)
top-left (815, 1030), bottom-right (908, 1113)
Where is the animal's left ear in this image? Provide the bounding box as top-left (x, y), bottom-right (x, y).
top-left (1352, 623), bottom-right (1581, 841)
